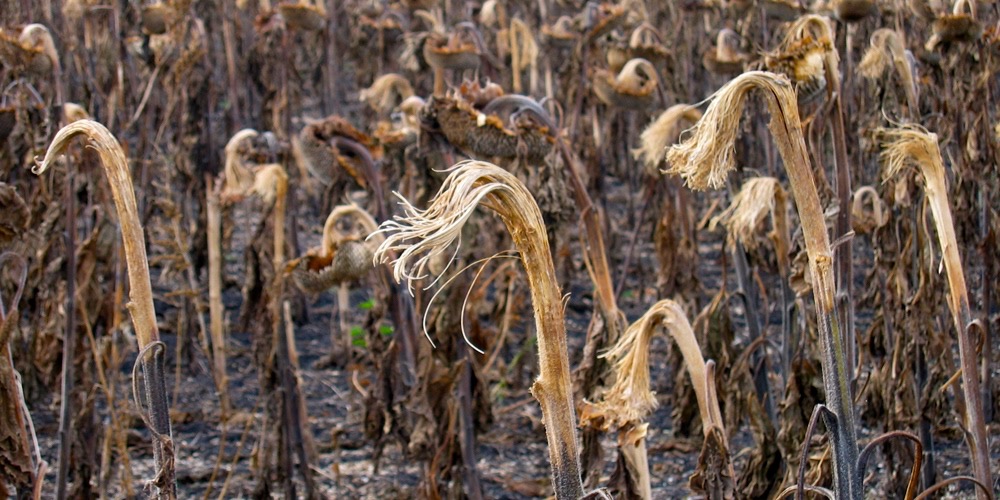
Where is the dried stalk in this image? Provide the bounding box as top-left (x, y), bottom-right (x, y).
top-left (531, 101), bottom-right (629, 483)
top-left (79, 298), bottom-right (133, 498)
top-left (35, 120), bottom-right (176, 499)
top-left (783, 14), bottom-right (857, 389)
top-left (205, 129), bottom-right (263, 421)
top-left (0, 253), bottom-right (43, 498)
top-left (255, 163), bottom-right (316, 496)
top-left (436, 95), bottom-right (626, 446)
top-left (713, 177), bottom-right (793, 376)
top-left (858, 29), bottom-right (919, 119)
top-left (206, 178), bottom-right (230, 418)
top-left (56, 140), bottom-right (76, 500)
top-left (375, 160), bottom-right (601, 500)
top-left (508, 17), bottom-right (538, 94)
top-left (587, 299), bottom-right (735, 498)
top-left (879, 125), bottom-right (993, 500)
top-left (666, 71), bottom-right (859, 499)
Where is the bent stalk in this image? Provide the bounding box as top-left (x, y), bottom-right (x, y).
top-left (666, 71), bottom-right (859, 499)
top-left (375, 160), bottom-right (595, 499)
top-left (35, 120), bottom-right (176, 499)
top-left (879, 125), bottom-right (993, 500)
top-left (587, 299), bottom-right (735, 499)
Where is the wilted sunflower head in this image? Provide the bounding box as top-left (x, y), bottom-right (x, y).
top-left (222, 128), bottom-right (259, 199)
top-left (633, 104), bottom-right (702, 175)
top-left (877, 124), bottom-right (943, 182)
top-left (710, 177), bottom-right (787, 250)
top-left (360, 73), bottom-right (415, 115)
top-left (665, 71), bottom-right (798, 190)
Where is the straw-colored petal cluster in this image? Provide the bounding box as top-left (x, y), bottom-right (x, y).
top-left (666, 72), bottom-right (796, 190)
top-left (711, 177), bottom-right (788, 250)
top-left (594, 300), bottom-right (712, 429)
top-left (634, 104), bottom-right (702, 173)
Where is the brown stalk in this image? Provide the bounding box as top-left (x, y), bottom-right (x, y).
top-left (55, 134), bottom-right (76, 500)
top-left (480, 96), bottom-right (622, 331)
top-left (0, 253), bottom-right (42, 498)
top-left (492, 90), bottom-right (630, 486)
top-left (782, 15), bottom-right (857, 390)
top-left (206, 178), bottom-right (230, 419)
top-left (374, 160), bottom-right (602, 499)
top-left (507, 17), bottom-right (538, 95)
top-left (858, 29), bottom-right (919, 119)
top-left (539, 99), bottom-right (627, 487)
top-left (251, 162), bottom-right (317, 496)
top-left (586, 299), bottom-right (734, 499)
top-left (878, 125), bottom-right (993, 500)
top-left (207, 129), bottom-right (261, 419)
top-left (79, 299), bottom-right (132, 497)
top-left (34, 120), bottom-right (176, 498)
top-left (666, 71), bottom-right (859, 499)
